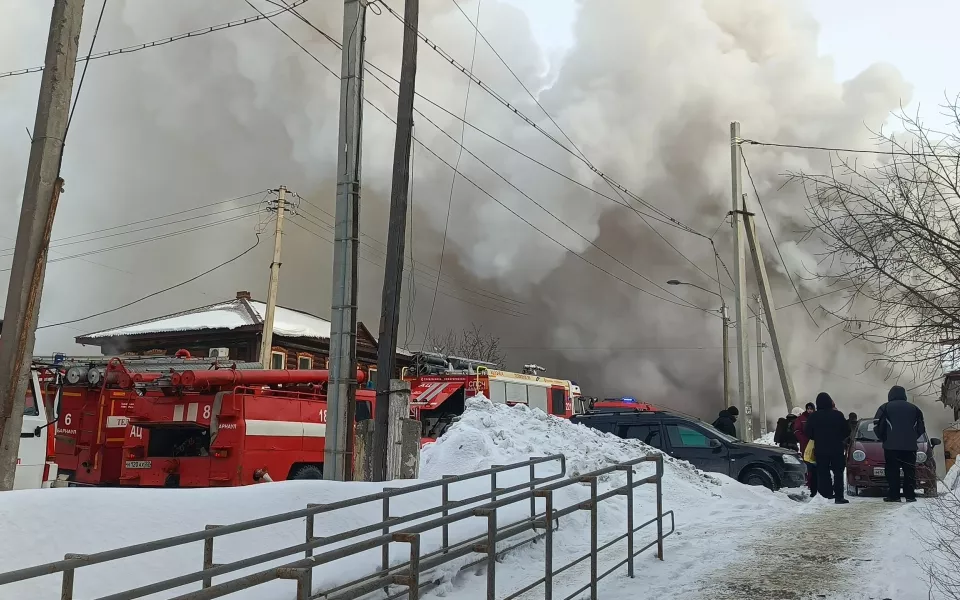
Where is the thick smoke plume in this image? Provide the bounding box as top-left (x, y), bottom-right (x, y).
top-left (0, 0), bottom-right (951, 431)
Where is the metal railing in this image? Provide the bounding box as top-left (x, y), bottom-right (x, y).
top-left (0, 453), bottom-right (674, 600)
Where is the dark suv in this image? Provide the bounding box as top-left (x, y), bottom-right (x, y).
top-left (571, 406), bottom-right (806, 491)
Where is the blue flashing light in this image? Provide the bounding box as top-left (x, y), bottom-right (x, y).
top-left (620, 397), bottom-right (636, 403)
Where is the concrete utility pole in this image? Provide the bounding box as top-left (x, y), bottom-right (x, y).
top-left (730, 122), bottom-right (753, 441)
top-left (325, 0), bottom-right (368, 481)
top-left (744, 212), bottom-right (798, 413)
top-left (373, 0), bottom-right (419, 481)
top-left (0, 0), bottom-right (85, 492)
top-left (756, 296), bottom-right (766, 436)
top-left (260, 186), bottom-right (287, 368)
top-left (721, 303), bottom-right (730, 414)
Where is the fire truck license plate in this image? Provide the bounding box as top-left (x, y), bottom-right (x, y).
top-left (125, 460), bottom-right (152, 469)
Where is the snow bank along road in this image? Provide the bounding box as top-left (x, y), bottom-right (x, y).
top-left (0, 399), bottom-right (936, 599)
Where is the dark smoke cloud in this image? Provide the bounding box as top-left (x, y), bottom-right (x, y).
top-left (0, 0), bottom-right (952, 435)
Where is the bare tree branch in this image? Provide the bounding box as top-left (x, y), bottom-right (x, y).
top-left (426, 323), bottom-right (505, 366)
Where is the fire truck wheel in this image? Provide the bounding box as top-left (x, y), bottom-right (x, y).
top-left (290, 464), bottom-right (323, 480)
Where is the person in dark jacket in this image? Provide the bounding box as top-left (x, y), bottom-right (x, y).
top-left (874, 386), bottom-right (926, 503)
top-left (805, 392), bottom-right (851, 504)
top-left (713, 406), bottom-right (739, 438)
top-left (774, 412), bottom-right (799, 451)
top-left (794, 402), bottom-right (817, 496)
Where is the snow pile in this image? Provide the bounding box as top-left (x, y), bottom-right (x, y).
top-left (423, 397), bottom-right (732, 514)
top-left (944, 461), bottom-right (960, 491)
top-left (754, 432), bottom-right (777, 446)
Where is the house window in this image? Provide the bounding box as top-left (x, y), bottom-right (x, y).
top-left (367, 367), bottom-right (378, 390)
top-left (298, 354), bottom-right (313, 370)
top-left (271, 351), bottom-right (286, 370)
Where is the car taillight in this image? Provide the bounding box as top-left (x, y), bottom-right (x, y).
top-left (213, 448), bottom-right (229, 458)
top-left (126, 448), bottom-right (143, 460)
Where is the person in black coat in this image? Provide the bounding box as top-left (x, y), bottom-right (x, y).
top-left (805, 392), bottom-right (851, 504)
top-left (874, 386), bottom-right (926, 502)
top-left (712, 406), bottom-right (739, 438)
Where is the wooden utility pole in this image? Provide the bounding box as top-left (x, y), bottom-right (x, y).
top-left (721, 303), bottom-right (730, 414)
top-left (325, 0), bottom-right (368, 481)
top-left (372, 0), bottom-right (419, 482)
top-left (744, 211), bottom-right (798, 412)
top-left (730, 122), bottom-right (753, 441)
top-left (260, 186), bottom-right (287, 367)
top-left (756, 296), bottom-right (766, 435)
top-left (0, 0), bottom-right (85, 491)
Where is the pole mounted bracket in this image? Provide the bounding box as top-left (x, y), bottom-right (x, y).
top-left (729, 209), bottom-right (755, 217)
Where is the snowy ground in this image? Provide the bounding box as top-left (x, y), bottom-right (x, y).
top-left (0, 399), bottom-right (941, 600)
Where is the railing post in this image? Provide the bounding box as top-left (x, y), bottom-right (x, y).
top-left (441, 475), bottom-right (455, 553)
top-left (277, 567), bottom-right (311, 600)
top-left (622, 466), bottom-right (635, 577)
top-left (486, 509), bottom-right (497, 600)
top-left (392, 532), bottom-right (421, 600)
top-left (305, 504), bottom-right (320, 594)
top-left (61, 554), bottom-right (85, 600)
top-left (529, 462), bottom-right (536, 524)
top-left (490, 466), bottom-right (499, 503)
top-left (202, 525), bottom-right (222, 589)
top-left (589, 476), bottom-right (599, 600)
top-left (383, 488), bottom-right (396, 576)
top-left (655, 456), bottom-right (664, 560)
top-left (542, 490), bottom-right (554, 600)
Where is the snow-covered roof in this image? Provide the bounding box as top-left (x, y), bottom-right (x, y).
top-left (79, 297), bottom-right (331, 341)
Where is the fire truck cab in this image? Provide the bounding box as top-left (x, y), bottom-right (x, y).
top-left (119, 368), bottom-right (371, 487)
top-left (52, 353), bottom-right (262, 486)
top-left (408, 352), bottom-right (583, 442)
top-left (16, 369), bottom-right (58, 489)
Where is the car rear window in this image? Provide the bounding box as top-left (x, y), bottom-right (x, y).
top-left (857, 420), bottom-right (924, 442)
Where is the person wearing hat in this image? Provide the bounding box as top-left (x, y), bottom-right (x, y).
top-left (773, 408), bottom-right (801, 451)
top-left (805, 392), bottom-right (852, 504)
top-left (712, 406), bottom-right (739, 438)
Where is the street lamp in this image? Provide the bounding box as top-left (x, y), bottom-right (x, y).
top-left (667, 280), bottom-right (731, 412)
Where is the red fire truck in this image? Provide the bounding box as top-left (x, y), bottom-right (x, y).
top-left (50, 352), bottom-right (261, 486)
top-left (118, 367), bottom-right (371, 487)
top-left (406, 352), bottom-right (583, 442)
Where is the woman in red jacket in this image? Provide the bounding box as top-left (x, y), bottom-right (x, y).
top-left (794, 402), bottom-right (817, 496)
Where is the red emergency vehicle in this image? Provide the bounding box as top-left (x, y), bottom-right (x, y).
top-left (406, 352), bottom-right (583, 442)
top-left (118, 367), bottom-right (371, 487)
top-left (51, 352), bottom-right (261, 486)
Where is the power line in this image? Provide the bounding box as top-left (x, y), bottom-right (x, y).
top-left (380, 0), bottom-right (706, 239)
top-left (740, 148), bottom-right (819, 328)
top-left (742, 138), bottom-right (958, 158)
top-left (422, 0), bottom-right (483, 350)
top-left (293, 195), bottom-right (525, 307)
top-left (444, 0), bottom-right (721, 287)
top-left (0, 0), bottom-right (313, 80)
top-left (0, 211), bottom-right (262, 273)
top-left (286, 218), bottom-right (529, 318)
top-left (777, 284), bottom-right (859, 310)
top-left (0, 201), bottom-right (262, 258)
top-left (252, 10), bottom-right (718, 316)
top-left (5, 189), bottom-right (268, 253)
top-left (63, 0), bottom-right (108, 144)
top-left (41, 233), bottom-right (263, 330)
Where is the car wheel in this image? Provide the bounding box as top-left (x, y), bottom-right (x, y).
top-left (741, 467), bottom-right (777, 491)
top-left (291, 464), bottom-right (323, 480)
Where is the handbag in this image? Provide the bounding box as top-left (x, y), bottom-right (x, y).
top-left (803, 439), bottom-right (816, 464)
